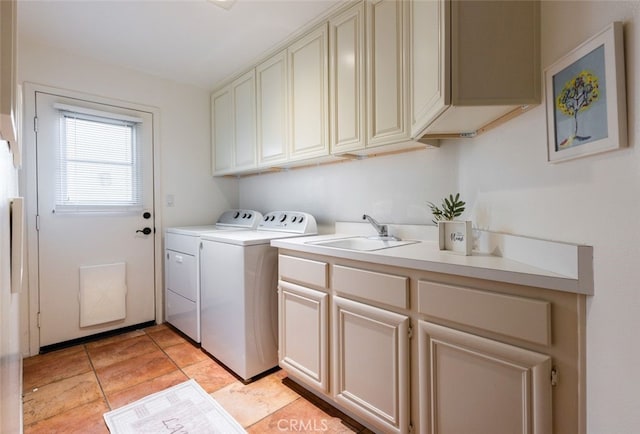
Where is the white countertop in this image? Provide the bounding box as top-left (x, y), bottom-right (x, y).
top-left (271, 224), bottom-right (593, 296)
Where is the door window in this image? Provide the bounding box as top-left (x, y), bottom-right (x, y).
top-left (55, 105), bottom-right (143, 212)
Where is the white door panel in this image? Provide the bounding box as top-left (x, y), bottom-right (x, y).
top-left (35, 91), bottom-right (155, 347)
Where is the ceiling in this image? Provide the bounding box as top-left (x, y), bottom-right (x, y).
top-left (17, 0), bottom-right (345, 90)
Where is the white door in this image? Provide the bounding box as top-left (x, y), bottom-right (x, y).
top-left (35, 91), bottom-right (156, 347)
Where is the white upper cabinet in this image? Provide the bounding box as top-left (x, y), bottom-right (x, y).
top-left (257, 50), bottom-right (288, 167)
top-left (210, 0), bottom-right (541, 175)
top-left (366, 0), bottom-right (410, 147)
top-left (409, 0), bottom-right (448, 138)
top-left (329, 2), bottom-right (366, 154)
top-left (211, 70), bottom-right (257, 175)
top-left (288, 24), bottom-right (330, 162)
top-left (211, 87), bottom-right (234, 175)
top-left (411, 0), bottom-right (541, 138)
top-left (0, 0), bottom-right (17, 146)
top-left (232, 70), bottom-right (257, 171)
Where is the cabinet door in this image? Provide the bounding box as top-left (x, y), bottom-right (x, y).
top-left (366, 0), bottom-right (409, 147)
top-left (332, 296), bottom-right (409, 434)
top-left (418, 321), bottom-right (552, 434)
top-left (211, 86), bottom-right (233, 175)
top-left (257, 50), bottom-right (288, 166)
top-left (232, 70), bottom-right (257, 171)
top-left (278, 281), bottom-right (329, 394)
top-left (409, 0), bottom-right (449, 137)
top-left (288, 24), bottom-right (329, 161)
top-left (329, 2), bottom-right (365, 154)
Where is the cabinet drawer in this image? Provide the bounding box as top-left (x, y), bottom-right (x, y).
top-left (333, 265), bottom-right (408, 310)
top-left (418, 281), bottom-right (551, 346)
top-left (279, 255), bottom-right (328, 288)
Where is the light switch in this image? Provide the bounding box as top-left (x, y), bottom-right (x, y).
top-left (166, 194), bottom-right (175, 207)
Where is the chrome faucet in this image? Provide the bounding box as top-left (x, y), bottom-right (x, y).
top-left (362, 214), bottom-right (389, 238)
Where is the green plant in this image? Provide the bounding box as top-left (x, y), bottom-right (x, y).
top-left (427, 193), bottom-right (466, 224)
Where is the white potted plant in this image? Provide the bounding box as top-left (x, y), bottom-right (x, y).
top-left (427, 193), bottom-right (472, 255)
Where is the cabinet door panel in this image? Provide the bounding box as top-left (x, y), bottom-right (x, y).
top-left (329, 2), bottom-right (365, 153)
top-left (279, 281), bottom-right (329, 393)
top-left (288, 24), bottom-right (329, 161)
top-left (333, 296), bottom-right (409, 434)
top-left (367, 0), bottom-right (408, 146)
top-left (418, 321), bottom-right (552, 434)
top-left (233, 70), bottom-right (256, 170)
top-left (410, 0), bottom-right (449, 137)
top-left (257, 51), bottom-right (288, 166)
top-left (211, 87), bottom-right (233, 174)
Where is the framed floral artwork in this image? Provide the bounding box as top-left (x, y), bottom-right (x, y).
top-left (545, 22), bottom-right (627, 163)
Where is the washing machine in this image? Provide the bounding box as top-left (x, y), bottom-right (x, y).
top-left (164, 209), bottom-right (262, 342)
top-left (200, 211), bottom-right (317, 381)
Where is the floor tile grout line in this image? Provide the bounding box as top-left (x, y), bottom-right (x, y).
top-left (82, 343), bottom-right (112, 411)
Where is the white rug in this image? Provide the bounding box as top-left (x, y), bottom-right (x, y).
top-left (103, 379), bottom-right (246, 433)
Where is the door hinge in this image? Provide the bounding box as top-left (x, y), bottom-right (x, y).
top-left (551, 367), bottom-right (559, 387)
top-left (36, 214), bottom-right (40, 231)
top-left (408, 422), bottom-right (415, 434)
top-left (33, 116), bottom-right (38, 133)
top-left (408, 325), bottom-right (413, 339)
top-left (200, 242), bottom-right (203, 250)
top-left (37, 312), bottom-right (41, 328)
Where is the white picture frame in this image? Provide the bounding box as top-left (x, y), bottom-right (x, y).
top-left (438, 220), bottom-right (472, 256)
top-left (545, 21), bottom-right (627, 163)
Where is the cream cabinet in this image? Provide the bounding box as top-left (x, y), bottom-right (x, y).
top-left (278, 281), bottom-right (329, 394)
top-left (288, 24), bottom-right (330, 162)
top-left (211, 87), bottom-right (233, 174)
top-left (366, 0), bottom-right (410, 147)
top-left (211, 70), bottom-right (257, 175)
top-left (256, 50), bottom-right (288, 167)
top-left (329, 2), bottom-right (366, 154)
top-left (0, 0), bottom-right (18, 146)
top-left (276, 250), bottom-right (585, 434)
top-left (333, 296), bottom-right (410, 434)
top-left (277, 255), bottom-right (329, 393)
top-left (411, 0), bottom-right (540, 138)
top-left (418, 321), bottom-right (552, 434)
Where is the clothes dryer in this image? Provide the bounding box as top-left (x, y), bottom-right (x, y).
top-left (200, 211), bottom-right (317, 381)
top-left (164, 209), bottom-right (262, 342)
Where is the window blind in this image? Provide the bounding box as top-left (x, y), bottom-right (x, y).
top-left (55, 107), bottom-right (143, 212)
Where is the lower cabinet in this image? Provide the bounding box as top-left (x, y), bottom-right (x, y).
top-left (277, 254), bottom-right (576, 433)
top-left (278, 280), bottom-right (329, 393)
top-left (332, 296), bottom-right (410, 434)
top-left (417, 321), bottom-right (552, 434)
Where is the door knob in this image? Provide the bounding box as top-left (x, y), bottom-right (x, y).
top-left (136, 227), bottom-right (152, 235)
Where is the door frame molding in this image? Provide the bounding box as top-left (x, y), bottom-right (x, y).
top-left (22, 82), bottom-right (163, 356)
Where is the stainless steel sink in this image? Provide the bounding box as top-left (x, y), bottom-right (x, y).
top-left (308, 237), bottom-right (419, 252)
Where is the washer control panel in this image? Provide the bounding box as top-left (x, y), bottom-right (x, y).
top-left (258, 211), bottom-right (318, 234)
top-left (216, 209), bottom-right (264, 229)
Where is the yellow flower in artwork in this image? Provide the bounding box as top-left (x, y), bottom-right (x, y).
top-left (556, 70), bottom-right (600, 147)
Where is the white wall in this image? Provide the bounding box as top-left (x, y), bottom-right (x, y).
top-left (240, 2), bottom-right (640, 432)
top-left (0, 142), bottom-right (21, 432)
top-left (17, 38), bottom-right (238, 229)
top-left (239, 146), bottom-right (460, 232)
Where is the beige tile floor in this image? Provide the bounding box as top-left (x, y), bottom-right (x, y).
top-left (22, 323), bottom-right (371, 433)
